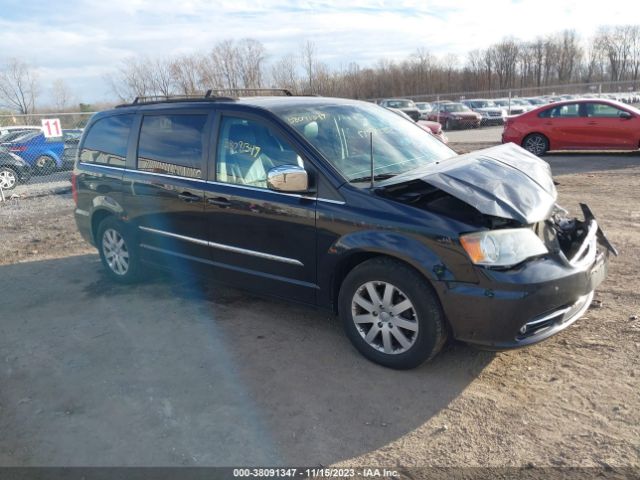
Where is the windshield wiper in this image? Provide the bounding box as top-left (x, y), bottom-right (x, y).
top-left (349, 173), bottom-right (397, 184)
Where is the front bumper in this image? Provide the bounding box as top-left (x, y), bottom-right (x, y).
top-left (451, 118), bottom-right (482, 129)
top-left (437, 233), bottom-right (610, 350)
top-left (481, 117), bottom-right (505, 126)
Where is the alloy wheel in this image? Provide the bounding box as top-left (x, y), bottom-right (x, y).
top-left (0, 169), bottom-right (16, 189)
top-left (102, 228), bottom-right (130, 275)
top-left (351, 281), bottom-right (419, 354)
top-left (523, 135), bottom-right (547, 155)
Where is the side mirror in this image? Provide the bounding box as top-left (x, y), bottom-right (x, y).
top-left (619, 111), bottom-right (632, 120)
top-left (267, 165), bottom-right (309, 193)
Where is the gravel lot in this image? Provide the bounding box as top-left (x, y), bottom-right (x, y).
top-left (0, 152), bottom-right (638, 469)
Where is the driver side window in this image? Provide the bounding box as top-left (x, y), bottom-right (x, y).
top-left (216, 116), bottom-right (304, 189)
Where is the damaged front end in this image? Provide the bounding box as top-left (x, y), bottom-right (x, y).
top-left (375, 143), bottom-right (617, 348)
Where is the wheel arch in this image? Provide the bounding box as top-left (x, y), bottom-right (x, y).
top-left (90, 209), bottom-right (115, 244)
top-left (329, 245), bottom-right (447, 316)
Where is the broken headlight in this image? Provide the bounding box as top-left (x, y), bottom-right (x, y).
top-left (460, 229), bottom-right (548, 267)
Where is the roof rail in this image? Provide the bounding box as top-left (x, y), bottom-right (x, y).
top-left (116, 88), bottom-right (294, 108)
top-left (115, 93), bottom-right (236, 108)
top-left (206, 88), bottom-right (293, 97)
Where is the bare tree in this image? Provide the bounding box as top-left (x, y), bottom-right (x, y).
top-left (171, 54), bottom-right (205, 94)
top-left (492, 38), bottom-right (520, 89)
top-left (301, 40), bottom-right (317, 93)
top-left (0, 58), bottom-right (39, 114)
top-left (107, 57), bottom-right (155, 102)
top-left (270, 54), bottom-right (299, 91)
top-left (51, 78), bottom-right (73, 111)
top-left (149, 57), bottom-right (175, 96)
top-left (211, 40), bottom-right (241, 89)
top-left (237, 39), bottom-right (266, 88)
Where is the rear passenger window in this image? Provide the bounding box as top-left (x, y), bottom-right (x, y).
top-left (80, 114), bottom-right (134, 167)
top-left (137, 114), bottom-right (207, 179)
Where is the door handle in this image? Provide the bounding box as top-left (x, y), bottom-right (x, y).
top-left (178, 192), bottom-right (202, 203)
top-left (207, 196), bottom-right (231, 208)
top-left (587, 121), bottom-right (597, 125)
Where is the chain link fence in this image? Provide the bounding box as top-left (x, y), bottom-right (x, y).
top-left (0, 112), bottom-right (95, 198)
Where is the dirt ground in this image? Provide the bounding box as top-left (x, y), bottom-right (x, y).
top-left (0, 160), bottom-right (638, 470)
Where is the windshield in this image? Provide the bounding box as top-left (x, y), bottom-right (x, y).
top-left (415, 102), bottom-right (431, 111)
top-left (63, 130), bottom-right (83, 142)
top-left (467, 100), bottom-right (495, 108)
top-left (276, 102), bottom-right (455, 183)
top-left (441, 103), bottom-right (471, 112)
top-left (0, 130), bottom-right (36, 143)
top-left (385, 100), bottom-right (415, 109)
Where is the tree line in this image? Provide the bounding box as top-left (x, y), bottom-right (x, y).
top-left (1, 25), bottom-right (640, 114)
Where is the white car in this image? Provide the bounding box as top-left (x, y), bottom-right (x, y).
top-left (0, 125), bottom-right (41, 138)
top-left (461, 99), bottom-right (506, 125)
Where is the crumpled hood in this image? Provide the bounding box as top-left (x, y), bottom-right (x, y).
top-left (377, 143), bottom-right (557, 224)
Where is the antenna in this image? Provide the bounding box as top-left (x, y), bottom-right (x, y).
top-left (369, 132), bottom-right (374, 189)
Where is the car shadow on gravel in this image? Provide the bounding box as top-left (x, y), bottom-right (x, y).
top-left (1, 255), bottom-right (494, 466)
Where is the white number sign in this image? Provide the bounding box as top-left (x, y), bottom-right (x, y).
top-left (41, 118), bottom-right (62, 138)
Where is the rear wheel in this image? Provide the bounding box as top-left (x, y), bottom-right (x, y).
top-left (0, 167), bottom-right (17, 190)
top-left (35, 155), bottom-right (56, 175)
top-left (522, 133), bottom-right (549, 156)
top-left (338, 257), bottom-right (447, 369)
top-left (97, 217), bottom-right (141, 283)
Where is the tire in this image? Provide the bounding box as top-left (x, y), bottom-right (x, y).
top-left (444, 119), bottom-right (452, 131)
top-left (35, 155), bottom-right (56, 175)
top-left (0, 166), bottom-right (17, 190)
top-left (338, 257), bottom-right (447, 369)
top-left (522, 133), bottom-right (549, 156)
top-left (97, 217), bottom-right (141, 283)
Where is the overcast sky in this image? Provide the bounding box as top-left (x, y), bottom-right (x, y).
top-left (1, 0), bottom-right (638, 105)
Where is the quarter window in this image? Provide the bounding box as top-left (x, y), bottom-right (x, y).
top-left (137, 114), bottom-right (208, 179)
top-left (80, 114), bottom-right (134, 167)
top-left (216, 117), bottom-right (304, 188)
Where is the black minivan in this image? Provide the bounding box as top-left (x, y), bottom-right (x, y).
top-left (73, 91), bottom-right (615, 369)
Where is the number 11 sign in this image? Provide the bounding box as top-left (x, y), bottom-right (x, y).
top-left (42, 118), bottom-right (62, 138)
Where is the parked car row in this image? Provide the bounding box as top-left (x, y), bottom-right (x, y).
top-left (378, 91), bottom-right (640, 130)
top-left (0, 126), bottom-right (83, 189)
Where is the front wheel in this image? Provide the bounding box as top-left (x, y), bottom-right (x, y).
top-left (0, 167), bottom-right (17, 190)
top-left (97, 217), bottom-right (141, 283)
top-left (338, 258), bottom-right (447, 369)
top-left (522, 133), bottom-right (549, 156)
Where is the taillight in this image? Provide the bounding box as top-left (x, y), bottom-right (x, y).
top-left (9, 146), bottom-right (27, 152)
top-left (71, 172), bottom-right (78, 205)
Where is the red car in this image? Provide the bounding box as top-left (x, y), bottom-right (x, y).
top-left (502, 99), bottom-right (640, 155)
top-left (426, 102), bottom-right (482, 130)
top-left (417, 119), bottom-right (448, 144)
